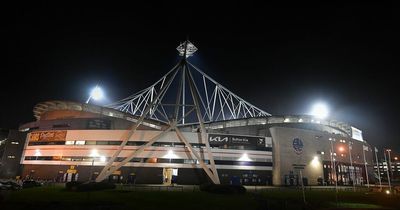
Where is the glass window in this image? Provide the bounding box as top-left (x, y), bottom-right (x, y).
top-left (65, 141), bottom-right (75, 145)
top-left (75, 141), bottom-right (85, 145)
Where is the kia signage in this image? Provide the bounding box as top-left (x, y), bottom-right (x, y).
top-left (208, 134), bottom-right (266, 148)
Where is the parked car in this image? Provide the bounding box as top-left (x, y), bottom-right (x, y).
top-left (22, 180), bottom-right (42, 189)
top-left (3, 181), bottom-right (22, 190)
top-left (0, 181), bottom-right (21, 190)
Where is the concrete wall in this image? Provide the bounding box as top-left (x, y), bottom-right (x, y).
top-left (270, 126), bottom-right (374, 186)
top-left (0, 130), bottom-right (27, 178)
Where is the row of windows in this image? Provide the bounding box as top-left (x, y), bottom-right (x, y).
top-left (28, 140), bottom-right (272, 151)
top-left (24, 156), bottom-right (273, 167)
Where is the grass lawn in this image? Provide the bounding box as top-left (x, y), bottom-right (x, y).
top-left (1, 186), bottom-right (257, 210)
top-left (1, 186), bottom-right (399, 210)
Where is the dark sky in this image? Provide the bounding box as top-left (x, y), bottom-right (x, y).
top-left (2, 2), bottom-right (399, 152)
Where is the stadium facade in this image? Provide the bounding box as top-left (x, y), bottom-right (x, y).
top-left (5, 41), bottom-right (376, 186)
top-left (15, 100), bottom-right (374, 186)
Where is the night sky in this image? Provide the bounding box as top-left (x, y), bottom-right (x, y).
top-left (3, 2), bottom-right (399, 152)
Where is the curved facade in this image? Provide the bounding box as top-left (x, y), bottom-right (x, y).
top-left (18, 101), bottom-right (374, 186)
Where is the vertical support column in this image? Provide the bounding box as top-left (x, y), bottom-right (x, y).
top-left (186, 65), bottom-right (220, 184)
top-left (182, 68), bottom-right (185, 124)
top-left (96, 65), bottom-right (180, 182)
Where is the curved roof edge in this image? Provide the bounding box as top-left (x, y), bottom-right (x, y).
top-left (203, 115), bottom-right (357, 140)
top-left (33, 100), bottom-right (165, 130)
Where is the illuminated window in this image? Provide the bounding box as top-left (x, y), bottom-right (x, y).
top-left (65, 141), bottom-right (75, 145)
top-left (75, 141), bottom-right (85, 145)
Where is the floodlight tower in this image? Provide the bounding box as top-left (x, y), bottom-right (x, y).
top-left (86, 85), bottom-right (103, 103)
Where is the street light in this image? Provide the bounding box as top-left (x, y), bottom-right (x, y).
top-left (386, 149), bottom-right (393, 182)
top-left (310, 102), bottom-right (329, 119)
top-left (338, 146), bottom-right (344, 152)
top-left (86, 85), bottom-right (104, 103)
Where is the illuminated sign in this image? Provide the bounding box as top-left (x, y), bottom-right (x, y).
top-left (351, 127), bottom-right (363, 141)
top-left (66, 166), bottom-right (77, 174)
top-left (208, 134), bottom-right (266, 148)
top-left (29, 131), bottom-right (67, 142)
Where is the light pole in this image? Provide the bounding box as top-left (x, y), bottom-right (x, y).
top-left (374, 147), bottom-right (382, 190)
top-left (386, 149), bottom-right (393, 180)
top-left (348, 142), bottom-right (355, 192)
top-left (383, 150), bottom-right (391, 192)
top-left (329, 138), bottom-right (338, 192)
top-left (329, 138), bottom-right (338, 207)
top-left (362, 145), bottom-right (369, 188)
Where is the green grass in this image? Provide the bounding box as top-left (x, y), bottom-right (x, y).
top-left (1, 186), bottom-right (399, 210)
top-left (333, 202), bottom-right (383, 209)
top-left (259, 189), bottom-right (399, 209)
top-left (2, 186), bottom-right (257, 210)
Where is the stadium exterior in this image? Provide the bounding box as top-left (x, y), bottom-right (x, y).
top-left (11, 41), bottom-right (375, 186)
top-left (17, 101), bottom-right (374, 186)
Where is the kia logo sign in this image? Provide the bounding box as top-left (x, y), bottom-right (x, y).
top-left (292, 138), bottom-right (304, 155)
top-left (209, 136), bottom-right (229, 142)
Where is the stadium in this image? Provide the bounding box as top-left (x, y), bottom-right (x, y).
top-left (16, 41), bottom-right (374, 186)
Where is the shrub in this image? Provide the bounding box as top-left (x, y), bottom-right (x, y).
top-left (200, 183), bottom-right (246, 194)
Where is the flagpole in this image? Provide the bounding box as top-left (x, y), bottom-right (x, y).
top-left (330, 138), bottom-right (338, 193)
top-left (383, 150), bottom-right (392, 192)
top-left (349, 142), bottom-right (355, 192)
top-left (374, 147), bottom-right (382, 190)
top-left (362, 145), bottom-right (369, 188)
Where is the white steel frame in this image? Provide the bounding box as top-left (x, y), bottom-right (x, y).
top-left (96, 41), bottom-right (269, 183)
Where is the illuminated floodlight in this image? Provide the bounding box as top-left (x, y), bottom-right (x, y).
top-left (238, 153), bottom-right (252, 161)
top-left (311, 156), bottom-right (320, 167)
top-left (90, 149), bottom-right (99, 157)
top-left (100, 156), bottom-right (106, 162)
top-left (163, 150), bottom-right (178, 159)
top-left (310, 102), bottom-right (329, 119)
top-left (385, 189), bottom-right (391, 195)
top-left (34, 149), bottom-right (41, 156)
top-left (86, 85), bottom-right (104, 103)
top-left (177, 40), bottom-right (197, 58)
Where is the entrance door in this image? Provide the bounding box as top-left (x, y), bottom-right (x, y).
top-left (163, 168), bottom-right (172, 185)
top-left (163, 168), bottom-right (178, 185)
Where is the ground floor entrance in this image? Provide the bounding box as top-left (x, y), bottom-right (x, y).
top-left (163, 168), bottom-right (178, 185)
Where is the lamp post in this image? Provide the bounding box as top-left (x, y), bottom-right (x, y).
top-left (386, 149), bottom-right (393, 180)
top-left (329, 138), bottom-right (338, 192)
top-left (348, 142), bottom-right (355, 192)
top-left (374, 147), bottom-right (382, 190)
top-left (384, 149), bottom-right (392, 192)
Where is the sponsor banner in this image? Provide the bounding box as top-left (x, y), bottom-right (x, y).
top-left (66, 169), bottom-right (77, 174)
top-left (351, 126), bottom-right (363, 141)
top-left (29, 130), bottom-right (67, 142)
top-left (208, 134), bottom-right (266, 148)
